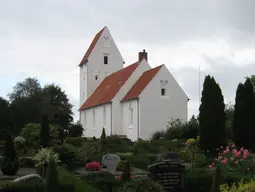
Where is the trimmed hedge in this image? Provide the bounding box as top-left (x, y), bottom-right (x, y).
top-left (65, 137), bottom-right (87, 147)
top-left (118, 153), bottom-right (157, 170)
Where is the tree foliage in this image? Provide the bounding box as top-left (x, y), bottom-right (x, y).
top-left (199, 75), bottom-right (227, 152)
top-left (68, 121), bottom-right (84, 137)
top-left (0, 97), bottom-right (13, 140)
top-left (233, 78), bottom-right (255, 151)
top-left (6, 78), bottom-right (73, 136)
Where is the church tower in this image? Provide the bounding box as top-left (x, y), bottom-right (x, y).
top-left (79, 26), bottom-right (124, 107)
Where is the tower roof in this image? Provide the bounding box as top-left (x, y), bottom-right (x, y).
top-left (78, 26), bottom-right (106, 66)
top-left (79, 61), bottom-right (139, 110)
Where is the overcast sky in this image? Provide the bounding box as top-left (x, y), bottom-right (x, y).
top-left (1, 0), bottom-right (255, 121)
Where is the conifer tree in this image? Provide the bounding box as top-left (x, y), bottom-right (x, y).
top-left (210, 166), bottom-right (224, 192)
top-left (40, 114), bottom-right (50, 148)
top-left (233, 78), bottom-right (255, 150)
top-left (121, 161), bottom-right (131, 183)
top-left (3, 134), bottom-right (17, 160)
top-left (45, 158), bottom-right (59, 192)
top-left (100, 127), bottom-right (107, 153)
top-left (199, 75), bottom-right (227, 152)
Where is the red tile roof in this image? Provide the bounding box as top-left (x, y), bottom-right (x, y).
top-left (78, 27), bottom-right (105, 66)
top-left (121, 65), bottom-right (163, 102)
top-left (79, 62), bottom-right (140, 110)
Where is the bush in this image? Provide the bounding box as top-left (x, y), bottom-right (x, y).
top-left (133, 139), bottom-right (159, 154)
top-left (151, 140), bottom-right (180, 153)
top-left (116, 160), bottom-right (132, 172)
top-left (79, 171), bottom-right (118, 192)
top-left (220, 180), bottom-right (255, 192)
top-left (58, 167), bottom-right (97, 192)
top-left (105, 135), bottom-right (132, 153)
top-left (65, 137), bottom-right (87, 147)
top-left (53, 144), bottom-right (81, 170)
top-left (1, 134), bottom-right (19, 176)
top-left (33, 148), bottom-right (60, 179)
top-left (76, 141), bottom-right (101, 163)
top-left (118, 153), bottom-right (157, 170)
top-left (152, 130), bottom-right (165, 140)
top-left (20, 123), bottom-right (60, 148)
top-left (120, 177), bottom-right (164, 192)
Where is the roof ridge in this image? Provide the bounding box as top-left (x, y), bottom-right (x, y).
top-left (121, 65), bottom-right (163, 102)
top-left (78, 26), bottom-right (106, 66)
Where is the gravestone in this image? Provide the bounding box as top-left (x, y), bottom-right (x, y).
top-left (148, 153), bottom-right (185, 192)
top-left (101, 154), bottom-right (121, 170)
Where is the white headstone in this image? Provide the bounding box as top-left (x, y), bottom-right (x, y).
top-left (101, 154), bottom-right (121, 170)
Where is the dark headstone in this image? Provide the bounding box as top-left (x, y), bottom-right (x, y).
top-left (101, 154), bottom-right (121, 170)
top-left (148, 153), bottom-right (185, 192)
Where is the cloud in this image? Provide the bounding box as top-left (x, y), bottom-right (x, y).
top-left (1, 0), bottom-right (255, 121)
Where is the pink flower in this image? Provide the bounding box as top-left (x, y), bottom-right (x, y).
top-left (221, 160), bottom-right (227, 165)
top-left (218, 156), bottom-right (222, 160)
top-left (232, 144), bottom-right (235, 148)
top-left (212, 162), bottom-right (215, 166)
top-left (243, 155), bottom-right (247, 159)
top-left (235, 151), bottom-right (241, 158)
top-left (223, 150), bottom-right (228, 155)
top-left (208, 165), bottom-right (213, 168)
top-left (232, 149), bottom-right (237, 154)
top-left (234, 160), bottom-right (238, 165)
top-left (230, 157), bottom-right (235, 161)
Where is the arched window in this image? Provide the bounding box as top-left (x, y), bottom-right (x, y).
top-left (93, 109), bottom-right (95, 129)
top-left (103, 107), bottom-right (106, 127)
top-left (129, 106), bottom-right (133, 126)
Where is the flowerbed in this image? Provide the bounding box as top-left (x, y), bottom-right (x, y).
top-left (208, 144), bottom-right (255, 175)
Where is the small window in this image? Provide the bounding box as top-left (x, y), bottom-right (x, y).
top-left (95, 75), bottom-right (98, 80)
top-left (104, 56), bottom-right (108, 64)
top-left (161, 88), bottom-right (166, 96)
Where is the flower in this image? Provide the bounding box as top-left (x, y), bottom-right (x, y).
top-left (208, 165), bottom-right (213, 168)
top-left (85, 161), bottom-right (101, 171)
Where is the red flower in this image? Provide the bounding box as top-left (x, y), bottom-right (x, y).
top-left (85, 161), bottom-right (101, 171)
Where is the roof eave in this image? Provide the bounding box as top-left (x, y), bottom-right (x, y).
top-left (79, 101), bottom-right (112, 111)
top-left (121, 97), bottom-right (139, 103)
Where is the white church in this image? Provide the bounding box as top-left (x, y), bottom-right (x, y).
top-left (78, 26), bottom-right (189, 141)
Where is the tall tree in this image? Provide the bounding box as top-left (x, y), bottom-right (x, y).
top-left (8, 77), bottom-right (41, 102)
top-left (8, 79), bottom-right (73, 135)
top-left (199, 75), bottom-right (227, 152)
top-left (68, 121), bottom-right (84, 137)
top-left (0, 97), bottom-right (13, 140)
top-left (41, 84), bottom-right (73, 129)
top-left (40, 114), bottom-right (50, 148)
top-left (9, 78), bottom-right (42, 135)
top-left (233, 78), bottom-right (255, 150)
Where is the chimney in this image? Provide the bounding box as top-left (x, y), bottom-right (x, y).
top-left (138, 49), bottom-right (148, 62)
